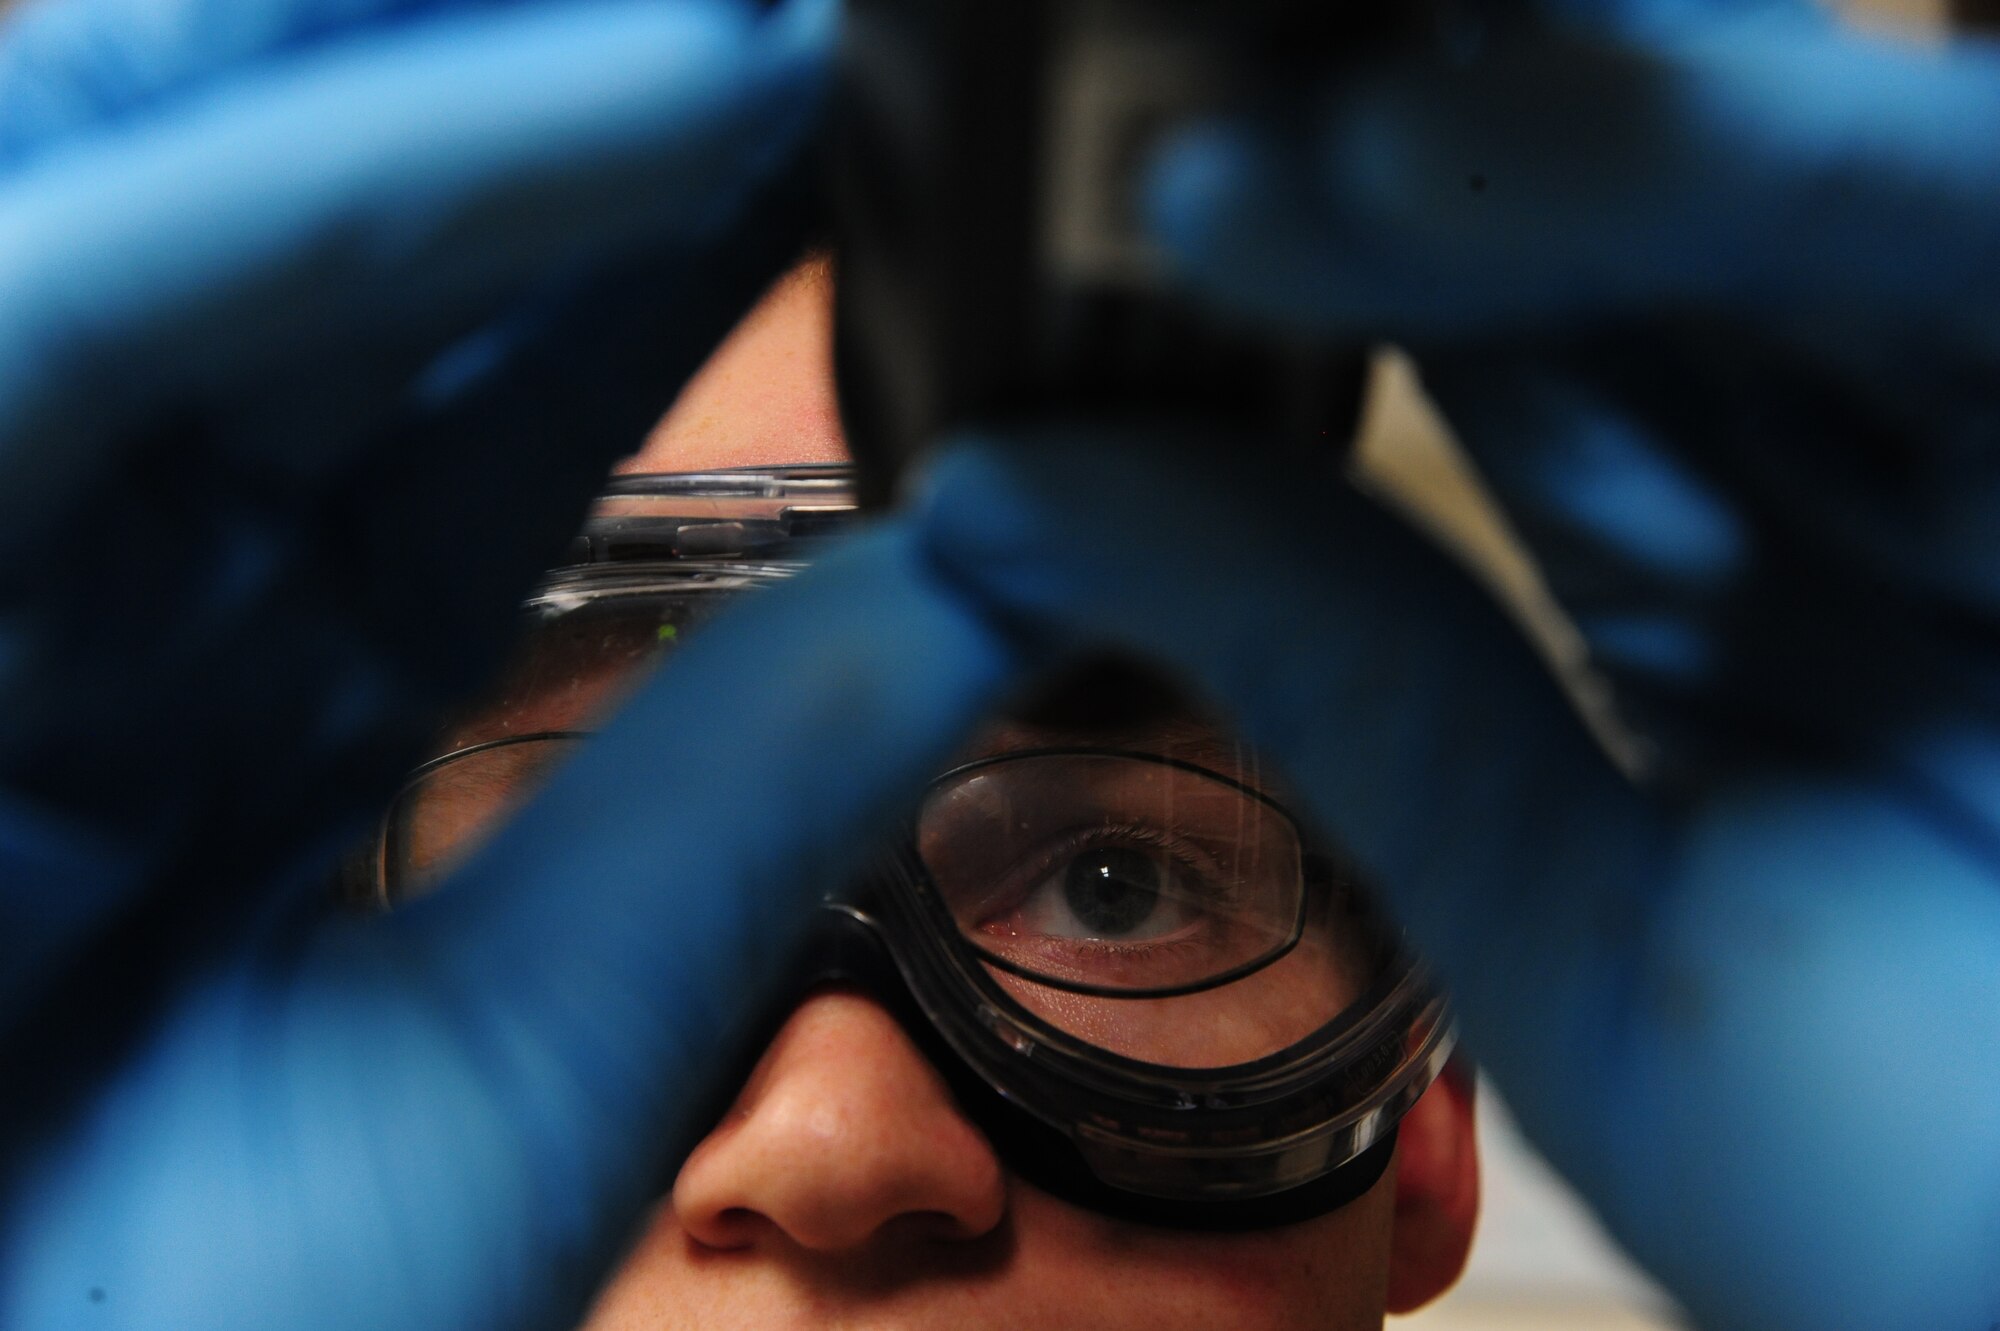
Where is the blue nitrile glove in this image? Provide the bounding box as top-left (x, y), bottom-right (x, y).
top-left (0, 0), bottom-right (831, 1017)
top-left (4, 519), bottom-right (1014, 1329)
top-left (0, 0), bottom-right (1018, 1326)
top-left (918, 15), bottom-right (2000, 1331)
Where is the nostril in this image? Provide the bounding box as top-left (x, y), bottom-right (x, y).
top-left (680, 1204), bottom-right (764, 1252)
top-left (896, 1209), bottom-right (990, 1242)
top-left (715, 1207), bottom-right (760, 1238)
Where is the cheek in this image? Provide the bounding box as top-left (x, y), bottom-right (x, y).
top-left (1007, 1170), bottom-right (1399, 1331)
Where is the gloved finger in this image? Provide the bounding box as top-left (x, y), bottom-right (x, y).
top-left (917, 427), bottom-right (1667, 1109)
top-left (1403, 338), bottom-right (1756, 787)
top-left (0, 0), bottom-right (486, 164)
top-left (1403, 332), bottom-right (2000, 791)
top-left (1488, 321), bottom-right (2000, 611)
top-left (1427, 320), bottom-right (2000, 618)
top-left (1142, 22), bottom-right (2000, 348)
top-left (2, 516), bottom-right (1021, 1330)
top-left (0, 0), bottom-right (829, 544)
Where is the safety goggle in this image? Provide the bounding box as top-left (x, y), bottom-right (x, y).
top-left (343, 468), bottom-right (1454, 1228)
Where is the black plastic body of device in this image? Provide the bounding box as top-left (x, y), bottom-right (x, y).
top-left (828, 0), bottom-right (1423, 506)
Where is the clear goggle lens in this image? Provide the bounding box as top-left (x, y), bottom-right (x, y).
top-left (919, 750), bottom-right (1375, 1069)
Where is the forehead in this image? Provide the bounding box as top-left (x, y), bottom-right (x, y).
top-left (622, 252), bottom-right (845, 475)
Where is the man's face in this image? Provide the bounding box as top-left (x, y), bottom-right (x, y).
top-left (434, 256), bottom-right (1480, 1329)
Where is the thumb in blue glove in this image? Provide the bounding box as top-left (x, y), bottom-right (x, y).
top-left (918, 428), bottom-right (2000, 1331)
top-left (929, 10), bottom-right (2000, 1329)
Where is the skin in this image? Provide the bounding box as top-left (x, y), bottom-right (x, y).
top-left (437, 254), bottom-right (1484, 1329)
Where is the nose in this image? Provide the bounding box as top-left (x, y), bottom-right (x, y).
top-left (671, 988), bottom-right (1009, 1253)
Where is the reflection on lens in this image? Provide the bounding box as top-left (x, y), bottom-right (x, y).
top-left (918, 750), bottom-right (1379, 1068)
top-left (383, 734), bottom-right (584, 901)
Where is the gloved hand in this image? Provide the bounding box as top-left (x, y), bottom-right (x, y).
top-left (918, 11), bottom-right (2000, 1330)
top-left (0, 0), bottom-right (829, 1011)
top-left (0, 0), bottom-right (1014, 1326)
top-left (4, 518), bottom-right (1013, 1331)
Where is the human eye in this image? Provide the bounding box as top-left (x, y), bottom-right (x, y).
top-left (919, 751), bottom-right (1307, 994)
top-left (975, 823), bottom-right (1240, 958)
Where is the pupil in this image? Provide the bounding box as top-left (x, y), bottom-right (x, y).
top-left (1063, 847), bottom-right (1161, 936)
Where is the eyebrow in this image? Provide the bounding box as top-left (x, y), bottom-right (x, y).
top-left (968, 715), bottom-right (1251, 779)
